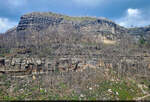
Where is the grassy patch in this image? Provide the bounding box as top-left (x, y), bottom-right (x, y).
top-left (97, 80), bottom-right (143, 100)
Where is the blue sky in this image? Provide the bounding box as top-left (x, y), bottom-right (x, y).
top-left (0, 0), bottom-right (150, 33)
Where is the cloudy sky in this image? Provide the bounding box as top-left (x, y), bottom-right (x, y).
top-left (0, 0), bottom-right (150, 33)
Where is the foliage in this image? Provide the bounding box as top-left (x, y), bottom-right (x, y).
top-left (139, 36), bottom-right (146, 45)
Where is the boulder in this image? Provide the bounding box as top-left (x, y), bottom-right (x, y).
top-left (11, 59), bottom-right (15, 66)
top-left (15, 58), bottom-right (21, 64)
top-left (36, 59), bottom-right (42, 65)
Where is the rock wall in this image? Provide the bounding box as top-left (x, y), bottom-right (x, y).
top-left (0, 56), bottom-right (102, 73)
top-left (0, 55), bottom-right (149, 75)
top-left (17, 13), bottom-right (63, 31)
top-left (0, 12), bottom-right (128, 49)
top-left (17, 12), bottom-right (126, 35)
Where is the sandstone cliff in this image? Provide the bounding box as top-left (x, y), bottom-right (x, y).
top-left (17, 12), bottom-right (126, 34)
top-left (0, 12), bottom-right (127, 49)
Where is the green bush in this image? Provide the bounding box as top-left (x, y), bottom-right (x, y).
top-left (139, 37), bottom-right (146, 45)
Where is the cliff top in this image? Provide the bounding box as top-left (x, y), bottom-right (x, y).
top-left (22, 12), bottom-right (113, 22)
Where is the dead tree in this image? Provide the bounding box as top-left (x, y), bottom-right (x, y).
top-left (74, 61), bottom-right (80, 71)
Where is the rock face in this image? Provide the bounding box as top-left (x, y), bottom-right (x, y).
top-left (17, 12), bottom-right (63, 31)
top-left (0, 53), bottom-right (149, 75)
top-left (128, 25), bottom-right (150, 36)
top-left (17, 12), bottom-right (126, 34)
top-left (0, 11), bottom-right (150, 76)
top-left (127, 25), bottom-right (150, 42)
top-left (0, 12), bottom-right (131, 74)
top-left (0, 11), bottom-right (128, 50)
top-left (0, 12), bottom-right (128, 49)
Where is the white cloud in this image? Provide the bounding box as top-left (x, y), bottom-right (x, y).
top-left (72, 0), bottom-right (104, 7)
top-left (116, 8), bottom-right (150, 27)
top-left (127, 8), bottom-right (140, 17)
top-left (0, 18), bottom-right (17, 33)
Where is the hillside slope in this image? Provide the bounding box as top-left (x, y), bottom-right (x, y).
top-left (0, 12), bottom-right (127, 49)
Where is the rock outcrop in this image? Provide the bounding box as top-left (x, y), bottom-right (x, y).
top-left (128, 25), bottom-right (150, 36)
top-left (0, 11), bottom-right (129, 52)
top-left (0, 11), bottom-right (134, 74)
top-left (16, 12), bottom-right (126, 35)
